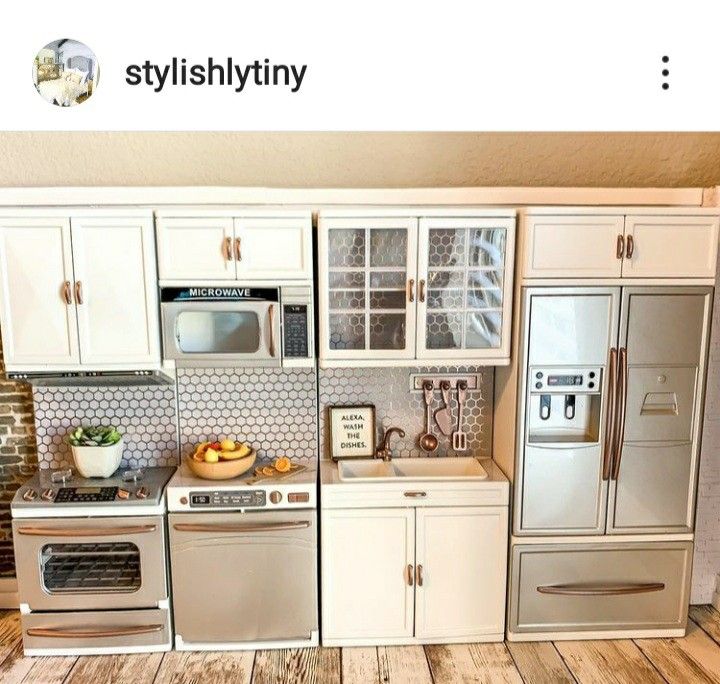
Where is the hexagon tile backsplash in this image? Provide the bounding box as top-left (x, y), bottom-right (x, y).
top-left (33, 385), bottom-right (179, 470)
top-left (318, 366), bottom-right (493, 459)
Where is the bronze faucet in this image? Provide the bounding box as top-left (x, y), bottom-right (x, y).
top-left (375, 427), bottom-right (406, 461)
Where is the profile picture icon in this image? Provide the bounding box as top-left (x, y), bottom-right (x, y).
top-left (32, 39), bottom-right (99, 107)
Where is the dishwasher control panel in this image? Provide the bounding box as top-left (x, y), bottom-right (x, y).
top-left (189, 490), bottom-right (266, 508)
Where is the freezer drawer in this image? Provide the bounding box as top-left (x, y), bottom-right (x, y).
top-left (508, 542), bottom-right (692, 636)
top-left (21, 607), bottom-right (171, 655)
top-left (169, 510), bottom-right (318, 645)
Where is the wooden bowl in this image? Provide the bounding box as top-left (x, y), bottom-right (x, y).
top-left (186, 450), bottom-right (256, 480)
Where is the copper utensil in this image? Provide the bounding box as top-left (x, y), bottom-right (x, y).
top-left (419, 381), bottom-right (439, 453)
top-left (433, 381), bottom-right (453, 436)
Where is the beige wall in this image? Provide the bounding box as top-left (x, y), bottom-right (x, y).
top-left (2, 132), bottom-right (720, 188)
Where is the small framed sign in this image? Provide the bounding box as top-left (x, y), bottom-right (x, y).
top-left (328, 404), bottom-right (376, 460)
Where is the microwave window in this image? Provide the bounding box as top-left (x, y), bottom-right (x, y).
top-left (176, 312), bottom-right (261, 354)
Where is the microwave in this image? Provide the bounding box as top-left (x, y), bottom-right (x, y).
top-left (161, 285), bottom-right (313, 368)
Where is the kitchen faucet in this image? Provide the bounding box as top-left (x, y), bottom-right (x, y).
top-left (375, 427), bottom-right (406, 461)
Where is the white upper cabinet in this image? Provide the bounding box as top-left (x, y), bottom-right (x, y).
top-left (318, 212), bottom-right (516, 366)
top-left (623, 215), bottom-right (720, 278)
top-left (0, 212), bottom-right (160, 371)
top-left (71, 217), bottom-right (160, 366)
top-left (156, 214), bottom-right (312, 281)
top-left (0, 218), bottom-right (79, 367)
top-left (523, 212), bottom-right (720, 281)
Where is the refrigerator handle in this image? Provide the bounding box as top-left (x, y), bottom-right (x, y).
top-left (611, 347), bottom-right (629, 480)
top-left (602, 347), bottom-right (618, 480)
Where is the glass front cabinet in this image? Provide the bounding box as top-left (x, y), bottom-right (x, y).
top-left (318, 212), bottom-right (516, 365)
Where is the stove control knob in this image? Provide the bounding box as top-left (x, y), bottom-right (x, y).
top-left (136, 487), bottom-right (150, 499)
top-left (41, 489), bottom-right (55, 501)
top-left (117, 488), bottom-right (131, 500)
top-left (179, 496), bottom-right (188, 505)
top-left (22, 489), bottom-right (37, 502)
top-left (269, 491), bottom-right (282, 504)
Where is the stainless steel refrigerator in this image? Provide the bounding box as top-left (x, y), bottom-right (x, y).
top-left (508, 286), bottom-right (712, 640)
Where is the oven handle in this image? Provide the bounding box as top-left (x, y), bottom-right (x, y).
top-left (173, 521), bottom-right (311, 533)
top-left (267, 303), bottom-right (276, 358)
top-left (26, 624), bottom-right (164, 639)
top-left (16, 524), bottom-right (157, 537)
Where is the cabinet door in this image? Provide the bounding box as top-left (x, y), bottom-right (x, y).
top-left (415, 507), bottom-right (507, 640)
top-left (234, 217), bottom-right (312, 280)
top-left (417, 217), bottom-right (515, 360)
top-left (608, 287), bottom-right (712, 534)
top-left (156, 217), bottom-right (234, 280)
top-left (319, 217), bottom-right (417, 361)
top-left (623, 216), bottom-right (720, 278)
top-left (524, 215), bottom-right (624, 278)
top-left (71, 217), bottom-right (160, 366)
top-left (321, 508), bottom-right (415, 641)
top-left (0, 218), bottom-right (79, 367)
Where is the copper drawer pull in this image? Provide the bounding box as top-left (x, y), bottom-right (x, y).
top-left (418, 279), bottom-right (426, 303)
top-left (62, 281), bottom-right (72, 305)
top-left (602, 347), bottom-right (618, 480)
top-left (404, 491), bottom-right (427, 498)
top-left (406, 564), bottom-right (414, 587)
top-left (537, 581), bottom-right (665, 596)
top-left (611, 347), bottom-right (629, 480)
top-left (626, 234), bottom-right (635, 258)
top-left (407, 278), bottom-right (415, 303)
top-left (234, 237), bottom-right (242, 262)
top-left (17, 525), bottom-right (157, 537)
top-left (27, 624), bottom-right (163, 639)
top-left (222, 237), bottom-right (232, 261)
top-left (616, 234), bottom-right (625, 259)
top-left (75, 281), bottom-right (84, 305)
top-left (416, 564), bottom-right (424, 587)
top-left (173, 521), bottom-right (310, 533)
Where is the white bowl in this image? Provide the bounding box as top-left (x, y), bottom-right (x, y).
top-left (71, 439), bottom-right (124, 478)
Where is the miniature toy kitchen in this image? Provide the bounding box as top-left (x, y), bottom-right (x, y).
top-left (0, 192), bottom-right (717, 655)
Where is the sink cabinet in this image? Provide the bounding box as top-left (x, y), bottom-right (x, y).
top-left (321, 504), bottom-right (508, 645)
top-left (318, 211), bottom-right (516, 366)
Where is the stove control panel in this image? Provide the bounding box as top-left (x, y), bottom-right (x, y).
top-left (54, 487), bottom-right (118, 503)
top-left (189, 490), bottom-right (267, 508)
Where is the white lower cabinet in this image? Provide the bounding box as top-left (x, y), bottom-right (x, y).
top-left (321, 505), bottom-right (508, 645)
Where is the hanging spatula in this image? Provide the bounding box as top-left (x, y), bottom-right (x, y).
top-left (452, 381), bottom-right (468, 452)
top-left (433, 381), bottom-right (453, 436)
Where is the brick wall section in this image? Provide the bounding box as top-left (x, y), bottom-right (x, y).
top-left (0, 336), bottom-right (37, 577)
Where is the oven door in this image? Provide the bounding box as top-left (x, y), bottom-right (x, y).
top-left (169, 510), bottom-right (317, 645)
top-left (12, 516), bottom-right (167, 612)
top-left (162, 300), bottom-right (280, 367)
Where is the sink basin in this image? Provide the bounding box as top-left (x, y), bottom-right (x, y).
top-left (338, 457), bottom-right (488, 483)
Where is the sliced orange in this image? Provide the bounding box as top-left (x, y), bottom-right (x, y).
top-left (262, 466), bottom-right (275, 476)
top-left (274, 456), bottom-right (292, 473)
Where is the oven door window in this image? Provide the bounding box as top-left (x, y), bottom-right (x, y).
top-left (41, 542), bottom-right (141, 594)
top-left (176, 311), bottom-right (261, 354)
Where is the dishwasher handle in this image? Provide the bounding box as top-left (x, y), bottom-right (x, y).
top-left (173, 520), bottom-right (311, 533)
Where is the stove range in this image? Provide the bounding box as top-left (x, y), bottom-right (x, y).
top-left (12, 466), bottom-right (176, 518)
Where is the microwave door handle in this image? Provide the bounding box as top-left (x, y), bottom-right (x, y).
top-left (267, 304), bottom-right (276, 357)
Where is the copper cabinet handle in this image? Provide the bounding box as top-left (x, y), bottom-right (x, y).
top-left (626, 234), bottom-right (635, 258)
top-left (611, 347), bottom-right (629, 480)
top-left (616, 234), bottom-right (625, 259)
top-left (537, 582), bottom-right (665, 596)
top-left (416, 564), bottom-right (424, 587)
top-left (403, 491), bottom-right (427, 498)
top-left (267, 303), bottom-right (276, 357)
top-left (602, 347), bottom-right (618, 480)
top-left (406, 564), bottom-right (414, 587)
top-left (234, 237), bottom-right (242, 262)
top-left (407, 278), bottom-right (415, 303)
top-left (26, 624), bottom-right (164, 639)
top-left (74, 281), bottom-right (83, 305)
top-left (62, 281), bottom-right (72, 305)
top-left (173, 521), bottom-right (310, 533)
top-left (17, 525), bottom-right (157, 537)
top-left (418, 279), bottom-right (426, 303)
top-left (222, 237), bottom-right (232, 261)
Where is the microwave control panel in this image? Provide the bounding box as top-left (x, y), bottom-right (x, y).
top-left (283, 304), bottom-right (309, 357)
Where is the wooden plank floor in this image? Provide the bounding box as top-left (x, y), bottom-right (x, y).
top-left (2, 606), bottom-right (720, 683)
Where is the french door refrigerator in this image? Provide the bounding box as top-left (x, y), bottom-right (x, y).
top-left (508, 285), bottom-right (712, 640)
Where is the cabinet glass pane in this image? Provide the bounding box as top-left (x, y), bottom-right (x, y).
top-left (369, 313), bottom-right (406, 350)
top-left (428, 228), bottom-right (466, 267)
top-left (467, 270), bottom-right (503, 309)
top-left (370, 291), bottom-right (406, 309)
top-left (466, 311), bottom-right (502, 348)
top-left (329, 314), bottom-right (365, 350)
top-left (369, 271), bottom-right (405, 288)
top-left (328, 290), bottom-right (365, 310)
top-left (370, 229), bottom-right (407, 268)
top-left (329, 271), bottom-right (365, 288)
top-left (426, 312), bottom-right (463, 350)
top-left (427, 290), bottom-right (464, 310)
top-left (468, 228), bottom-right (506, 267)
top-left (328, 229), bottom-right (365, 268)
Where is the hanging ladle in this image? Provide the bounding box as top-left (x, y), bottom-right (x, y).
top-left (419, 381), bottom-right (439, 453)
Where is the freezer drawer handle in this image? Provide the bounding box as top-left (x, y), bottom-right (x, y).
top-left (173, 521), bottom-right (311, 533)
top-left (537, 581), bottom-right (665, 596)
top-left (16, 525), bottom-right (157, 537)
top-left (26, 624), bottom-right (164, 639)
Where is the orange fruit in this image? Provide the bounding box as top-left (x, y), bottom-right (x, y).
top-left (274, 457), bottom-right (291, 473)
